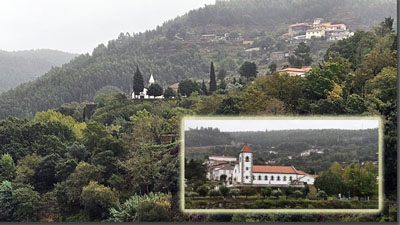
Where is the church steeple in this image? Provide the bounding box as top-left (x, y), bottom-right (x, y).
top-left (149, 74), bottom-right (155, 85)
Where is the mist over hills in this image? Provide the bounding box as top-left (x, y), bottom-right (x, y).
top-left (0, 49), bottom-right (77, 93)
top-left (0, 0), bottom-right (396, 119)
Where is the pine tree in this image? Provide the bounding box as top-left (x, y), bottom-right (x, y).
top-left (209, 62), bottom-right (217, 93)
top-left (201, 80), bottom-right (208, 95)
top-left (133, 66), bottom-right (144, 98)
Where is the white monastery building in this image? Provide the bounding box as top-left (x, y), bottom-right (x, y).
top-left (207, 145), bottom-right (315, 187)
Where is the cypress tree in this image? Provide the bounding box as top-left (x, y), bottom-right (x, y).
top-left (201, 80), bottom-right (208, 95)
top-left (133, 66), bottom-right (144, 98)
top-left (209, 62), bottom-right (217, 93)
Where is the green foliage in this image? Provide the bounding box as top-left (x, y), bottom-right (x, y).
top-left (163, 87), bottom-right (176, 99)
top-left (14, 154), bottom-right (43, 185)
top-left (34, 154), bottom-right (61, 193)
top-left (288, 42), bottom-right (312, 67)
top-left (178, 79), bottom-right (200, 97)
top-left (219, 186), bottom-right (230, 197)
top-left (196, 185), bottom-right (208, 197)
top-left (260, 187), bottom-right (272, 198)
top-left (0, 181), bottom-right (14, 221)
top-left (109, 192), bottom-right (171, 222)
top-left (81, 181), bottom-right (119, 221)
top-left (240, 187), bottom-right (256, 199)
top-left (271, 189), bottom-right (283, 198)
top-left (209, 62), bottom-right (217, 93)
top-left (0, 153), bottom-right (16, 183)
top-left (316, 190), bottom-right (328, 200)
top-left (217, 68), bottom-right (227, 81)
top-left (239, 61), bottom-right (257, 79)
top-left (208, 189), bottom-right (221, 197)
top-left (147, 83), bottom-right (163, 97)
top-left (133, 66), bottom-right (144, 96)
top-left (12, 185), bottom-right (41, 221)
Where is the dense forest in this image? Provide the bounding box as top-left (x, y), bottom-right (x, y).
top-left (0, 0), bottom-right (397, 222)
top-left (185, 127), bottom-right (378, 173)
top-left (0, 49), bottom-right (77, 93)
top-left (0, 0), bottom-right (396, 119)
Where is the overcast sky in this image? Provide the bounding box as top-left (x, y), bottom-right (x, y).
top-left (184, 119), bottom-right (379, 131)
top-left (0, 0), bottom-right (215, 54)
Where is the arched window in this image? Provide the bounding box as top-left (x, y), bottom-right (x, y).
top-left (245, 156), bottom-right (249, 162)
top-left (265, 175), bottom-right (268, 180)
top-left (289, 176), bottom-right (293, 181)
top-left (271, 176), bottom-right (274, 181)
top-left (283, 176), bottom-right (287, 181)
top-left (246, 176), bottom-right (249, 179)
top-left (258, 175), bottom-right (261, 180)
top-left (246, 167), bottom-right (249, 171)
top-left (277, 176), bottom-right (280, 181)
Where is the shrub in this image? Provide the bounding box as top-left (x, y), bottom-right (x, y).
top-left (240, 187), bottom-right (256, 199)
top-left (219, 186), bottom-right (230, 197)
top-left (196, 185), bottom-right (208, 197)
top-left (271, 190), bottom-right (282, 198)
top-left (260, 187), bottom-right (272, 198)
top-left (293, 190), bottom-right (303, 198)
top-left (208, 189), bottom-right (221, 197)
top-left (136, 201), bottom-right (171, 222)
top-left (316, 190), bottom-right (328, 200)
top-left (230, 188), bottom-right (240, 197)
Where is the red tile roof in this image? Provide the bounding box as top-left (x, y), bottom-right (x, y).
top-left (169, 82), bottom-right (179, 89)
top-left (253, 165), bottom-right (297, 174)
top-left (279, 68), bottom-right (307, 73)
top-left (240, 144), bottom-right (253, 153)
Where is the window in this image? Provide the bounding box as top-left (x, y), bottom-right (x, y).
top-left (246, 176), bottom-right (249, 179)
top-left (245, 156), bottom-right (249, 162)
top-left (265, 175), bottom-right (268, 180)
top-left (271, 176), bottom-right (274, 181)
top-left (246, 167), bottom-right (249, 171)
top-left (283, 176), bottom-right (287, 181)
top-left (258, 175), bottom-right (261, 180)
top-left (277, 176), bottom-right (280, 181)
top-left (289, 176), bottom-right (292, 181)
top-left (253, 176), bottom-right (255, 180)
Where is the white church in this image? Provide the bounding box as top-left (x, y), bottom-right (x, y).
top-left (207, 144), bottom-right (316, 187)
top-left (131, 74), bottom-right (164, 99)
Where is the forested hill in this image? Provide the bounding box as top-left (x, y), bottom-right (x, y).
top-left (0, 49), bottom-right (77, 93)
top-left (0, 0), bottom-right (396, 119)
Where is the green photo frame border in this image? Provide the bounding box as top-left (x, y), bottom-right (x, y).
top-left (179, 115), bottom-right (384, 214)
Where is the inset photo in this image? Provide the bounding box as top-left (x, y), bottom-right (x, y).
top-left (180, 117), bottom-right (383, 214)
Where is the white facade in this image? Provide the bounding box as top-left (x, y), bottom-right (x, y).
top-left (213, 145), bottom-right (316, 187)
top-left (131, 74), bottom-right (164, 99)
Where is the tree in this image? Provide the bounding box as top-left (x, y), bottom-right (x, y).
top-left (208, 189), bottom-right (221, 197)
top-left (240, 187), bottom-right (256, 199)
top-left (306, 185), bottom-right (317, 200)
top-left (81, 181), bottom-right (119, 221)
top-left (147, 83), bottom-right (163, 97)
top-left (0, 181), bottom-right (14, 221)
top-left (34, 154), bottom-right (61, 193)
top-left (163, 87), bottom-right (176, 99)
top-left (12, 185), bottom-right (41, 221)
top-left (220, 174), bottom-right (227, 182)
top-left (260, 187), bottom-right (272, 199)
top-left (14, 154), bottom-right (42, 185)
top-left (239, 61), bottom-right (258, 80)
top-left (136, 201), bottom-right (171, 222)
top-left (288, 42), bottom-right (313, 68)
top-left (269, 62), bottom-right (277, 73)
top-left (178, 79), bottom-right (200, 97)
top-left (133, 66), bottom-right (144, 97)
top-left (0, 153), bottom-right (16, 183)
top-left (209, 62), bottom-right (217, 93)
top-left (217, 68), bottom-right (227, 81)
top-left (293, 190), bottom-right (303, 198)
top-left (314, 170), bottom-right (346, 196)
top-left (216, 96), bottom-right (240, 115)
top-left (271, 189), bottom-right (282, 198)
top-left (345, 94), bottom-right (366, 114)
top-left (374, 17), bottom-right (394, 37)
top-left (201, 80), bottom-right (208, 95)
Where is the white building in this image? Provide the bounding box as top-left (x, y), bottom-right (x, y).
top-left (131, 74), bottom-right (164, 99)
top-left (214, 145), bottom-right (315, 187)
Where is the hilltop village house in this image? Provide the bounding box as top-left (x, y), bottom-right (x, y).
top-left (206, 145), bottom-right (316, 187)
top-left (131, 74), bottom-right (164, 99)
top-left (288, 18), bottom-right (354, 41)
top-left (278, 66), bottom-right (312, 77)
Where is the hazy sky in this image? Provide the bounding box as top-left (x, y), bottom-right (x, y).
top-left (0, 0), bottom-right (215, 54)
top-left (184, 119), bottom-right (379, 131)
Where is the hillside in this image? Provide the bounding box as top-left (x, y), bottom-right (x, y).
top-left (185, 128), bottom-right (379, 172)
top-left (0, 49), bottom-right (77, 93)
top-left (0, 0), bottom-right (396, 119)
